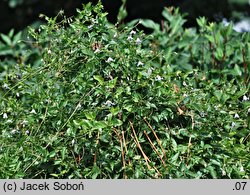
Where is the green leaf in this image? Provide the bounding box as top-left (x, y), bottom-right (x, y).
top-left (226, 23), bottom-right (233, 37)
top-left (170, 17), bottom-right (184, 37)
top-left (146, 102), bottom-right (157, 109)
top-left (100, 134), bottom-right (110, 143)
top-left (0, 48), bottom-right (13, 56)
top-left (233, 64), bottom-right (242, 76)
top-left (50, 173), bottom-right (59, 178)
top-left (132, 93), bottom-right (141, 103)
top-left (13, 31), bottom-right (22, 45)
top-left (91, 164), bottom-right (101, 179)
top-left (61, 147), bottom-right (67, 160)
top-left (8, 29), bottom-right (14, 38)
top-left (80, 119), bottom-right (93, 129)
top-left (110, 106), bottom-right (120, 116)
top-left (171, 138), bottom-right (178, 151)
top-left (152, 115), bottom-right (159, 122)
top-left (1, 34), bottom-right (12, 45)
top-left (214, 90), bottom-right (222, 101)
top-left (196, 17), bottom-right (207, 28)
top-left (207, 166), bottom-right (217, 178)
top-left (115, 87), bottom-right (124, 99)
top-left (93, 75), bottom-right (104, 85)
top-left (124, 104), bottom-right (133, 112)
top-left (171, 152), bottom-right (179, 163)
top-left (111, 118), bottom-right (123, 127)
top-left (84, 111), bottom-right (96, 120)
top-left (211, 159), bottom-right (221, 166)
top-left (117, 0), bottom-right (127, 24)
top-left (215, 47), bottom-right (223, 60)
top-left (108, 77), bottom-right (117, 88)
top-left (66, 127), bottom-right (76, 137)
top-left (49, 150), bottom-right (56, 158)
top-left (139, 19), bottom-right (160, 31)
top-left (205, 34), bottom-right (215, 43)
top-left (92, 121), bottom-right (108, 129)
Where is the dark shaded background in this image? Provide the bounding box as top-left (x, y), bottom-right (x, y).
top-left (0, 0), bottom-right (249, 33)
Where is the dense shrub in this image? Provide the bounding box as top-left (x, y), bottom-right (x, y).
top-left (0, 1), bottom-right (249, 178)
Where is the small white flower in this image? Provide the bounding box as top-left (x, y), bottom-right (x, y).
top-left (137, 61), bottom-right (144, 66)
top-left (30, 109), bottom-right (37, 114)
top-left (48, 49), bottom-right (52, 54)
top-left (88, 24), bottom-right (94, 30)
top-left (233, 20), bottom-right (250, 32)
top-left (147, 67), bottom-right (153, 76)
top-left (136, 49), bottom-right (142, 54)
top-left (127, 35), bottom-right (133, 41)
top-left (135, 38), bottom-right (142, 45)
top-left (200, 112), bottom-right (206, 117)
top-left (130, 30), bottom-right (136, 35)
top-left (243, 95), bottom-right (249, 101)
top-left (3, 83), bottom-right (9, 89)
top-left (155, 75), bottom-right (163, 81)
top-left (11, 129), bottom-right (18, 134)
top-left (234, 113), bottom-right (240, 119)
top-left (240, 166), bottom-right (244, 172)
top-left (6, 119), bottom-right (12, 123)
top-left (94, 48), bottom-right (100, 53)
top-left (16, 92), bottom-right (20, 97)
top-left (248, 108), bottom-right (250, 114)
top-left (231, 122), bottom-right (236, 129)
top-left (222, 18), bottom-right (230, 27)
top-left (222, 169), bottom-right (226, 176)
top-left (21, 120), bottom-right (28, 127)
top-left (38, 28), bottom-right (41, 33)
top-left (77, 103), bottom-right (81, 109)
top-left (71, 139), bottom-right (75, 146)
top-left (113, 33), bottom-right (118, 38)
top-left (59, 9), bottom-right (64, 15)
top-left (25, 130), bottom-right (30, 135)
top-left (103, 100), bottom-right (115, 107)
top-left (106, 57), bottom-right (115, 63)
top-left (3, 113), bottom-right (8, 119)
top-left (183, 81), bottom-right (187, 87)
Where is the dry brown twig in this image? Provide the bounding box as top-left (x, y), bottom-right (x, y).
top-left (121, 130), bottom-right (131, 166)
top-left (129, 121), bottom-right (151, 169)
top-left (113, 128), bottom-right (127, 178)
top-left (144, 131), bottom-right (167, 169)
top-left (186, 111), bottom-right (194, 164)
top-left (143, 117), bottom-right (167, 161)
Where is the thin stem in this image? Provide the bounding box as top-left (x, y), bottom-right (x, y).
top-left (144, 131), bottom-right (167, 169)
top-left (122, 130), bottom-right (131, 165)
top-left (113, 128), bottom-right (127, 178)
top-left (129, 121), bottom-right (151, 169)
top-left (143, 117), bottom-right (167, 161)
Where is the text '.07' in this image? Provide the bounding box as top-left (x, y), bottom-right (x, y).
top-left (232, 182), bottom-right (248, 191)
